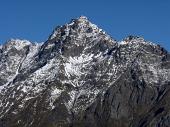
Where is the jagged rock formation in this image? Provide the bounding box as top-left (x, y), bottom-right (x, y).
top-left (0, 16), bottom-right (170, 127)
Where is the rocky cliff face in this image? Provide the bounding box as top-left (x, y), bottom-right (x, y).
top-left (0, 16), bottom-right (170, 127)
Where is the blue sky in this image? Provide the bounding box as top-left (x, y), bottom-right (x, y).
top-left (0, 0), bottom-right (170, 51)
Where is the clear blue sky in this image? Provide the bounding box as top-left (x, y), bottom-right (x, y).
top-left (0, 0), bottom-right (170, 51)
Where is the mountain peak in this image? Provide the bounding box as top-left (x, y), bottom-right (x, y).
top-left (7, 39), bottom-right (31, 44)
top-left (44, 16), bottom-right (116, 58)
top-left (3, 39), bottom-right (32, 51)
top-left (0, 16), bottom-right (170, 127)
top-left (49, 16), bottom-right (114, 44)
top-left (77, 15), bottom-right (88, 21)
top-left (124, 35), bottom-right (143, 41)
top-left (120, 35), bottom-right (157, 47)
top-left (70, 16), bottom-right (89, 24)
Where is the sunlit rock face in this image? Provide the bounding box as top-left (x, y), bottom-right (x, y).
top-left (0, 16), bottom-right (170, 127)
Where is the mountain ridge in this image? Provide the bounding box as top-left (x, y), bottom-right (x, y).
top-left (0, 16), bottom-right (170, 127)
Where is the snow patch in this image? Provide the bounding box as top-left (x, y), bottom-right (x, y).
top-left (64, 54), bottom-right (94, 77)
top-left (7, 39), bottom-right (32, 50)
top-left (50, 88), bottom-right (64, 109)
top-left (65, 90), bottom-right (77, 112)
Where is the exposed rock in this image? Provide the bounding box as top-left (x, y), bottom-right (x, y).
top-left (0, 16), bottom-right (170, 127)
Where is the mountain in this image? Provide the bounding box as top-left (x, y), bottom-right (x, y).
top-left (0, 16), bottom-right (170, 127)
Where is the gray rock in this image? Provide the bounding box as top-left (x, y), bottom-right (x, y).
top-left (0, 16), bottom-right (170, 127)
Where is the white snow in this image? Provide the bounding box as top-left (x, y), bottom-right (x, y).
top-left (64, 90), bottom-right (77, 112)
top-left (51, 88), bottom-right (63, 97)
top-left (49, 88), bottom-right (64, 109)
top-left (21, 43), bottom-right (42, 70)
top-left (32, 58), bottom-right (60, 84)
top-left (79, 16), bottom-right (88, 20)
top-left (21, 86), bottom-right (28, 93)
top-left (1, 16), bottom-right (169, 120)
top-left (50, 30), bottom-right (58, 40)
top-left (119, 38), bottom-right (157, 47)
top-left (7, 39), bottom-right (32, 50)
top-left (64, 54), bottom-right (94, 78)
top-left (0, 54), bottom-right (23, 92)
top-left (45, 42), bottom-right (55, 50)
top-left (65, 24), bottom-right (70, 36)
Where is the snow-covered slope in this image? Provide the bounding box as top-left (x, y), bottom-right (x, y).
top-left (0, 16), bottom-right (170, 127)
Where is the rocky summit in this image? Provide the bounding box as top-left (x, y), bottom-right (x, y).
top-left (0, 16), bottom-right (170, 127)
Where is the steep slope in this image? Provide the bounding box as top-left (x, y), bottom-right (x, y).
top-left (0, 16), bottom-right (170, 127)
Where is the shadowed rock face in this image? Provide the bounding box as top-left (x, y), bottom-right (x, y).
top-left (0, 16), bottom-right (170, 127)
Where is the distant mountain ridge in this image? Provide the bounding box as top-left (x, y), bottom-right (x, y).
top-left (0, 16), bottom-right (170, 127)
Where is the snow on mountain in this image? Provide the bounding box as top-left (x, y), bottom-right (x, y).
top-left (0, 16), bottom-right (170, 127)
